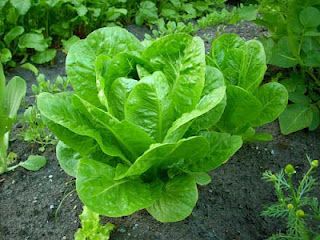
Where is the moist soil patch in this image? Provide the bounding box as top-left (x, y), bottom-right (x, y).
top-left (1, 23), bottom-right (319, 240)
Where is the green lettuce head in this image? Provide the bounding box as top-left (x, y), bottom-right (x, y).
top-left (38, 27), bottom-right (242, 222)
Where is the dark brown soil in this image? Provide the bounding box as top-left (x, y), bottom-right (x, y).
top-left (1, 23), bottom-right (319, 240)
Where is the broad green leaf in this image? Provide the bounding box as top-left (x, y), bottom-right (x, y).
top-left (135, 1), bottom-right (158, 25)
top-left (56, 141), bottom-right (81, 177)
top-left (252, 82), bottom-right (288, 126)
top-left (210, 35), bottom-right (266, 92)
top-left (62, 35), bottom-right (80, 53)
top-left (45, 119), bottom-right (98, 157)
top-left (187, 131), bottom-right (242, 172)
top-left (188, 172), bottom-right (211, 186)
top-left (216, 86), bottom-right (262, 134)
top-left (279, 104), bottom-right (313, 135)
top-left (20, 63), bottom-right (38, 75)
top-left (0, 48), bottom-right (11, 63)
top-left (66, 27), bottom-right (143, 106)
top-left (37, 93), bottom-right (127, 161)
top-left (299, 7), bottom-right (320, 28)
top-left (5, 76), bottom-right (26, 118)
top-left (74, 95), bottom-right (155, 161)
top-left (117, 136), bottom-right (209, 179)
top-left (190, 66), bottom-right (226, 132)
top-left (31, 49), bottom-right (56, 64)
top-left (125, 71), bottom-right (172, 142)
top-left (10, 0), bottom-right (31, 15)
top-left (309, 105), bottom-right (320, 131)
top-left (147, 175), bottom-right (198, 222)
top-left (269, 37), bottom-right (299, 68)
top-left (209, 34), bottom-right (244, 68)
top-left (18, 33), bottom-right (49, 51)
top-left (164, 86), bottom-right (226, 142)
top-left (108, 77), bottom-right (137, 120)
top-left (19, 155), bottom-right (46, 171)
top-left (142, 34), bottom-right (206, 117)
top-left (4, 26), bottom-right (24, 45)
top-left (76, 158), bottom-right (160, 217)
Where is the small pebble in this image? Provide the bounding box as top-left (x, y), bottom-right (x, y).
top-left (48, 175), bottom-right (53, 179)
top-left (118, 227), bottom-right (126, 233)
top-left (62, 236), bottom-right (67, 240)
top-left (11, 180), bottom-right (15, 184)
top-left (50, 204), bottom-right (54, 209)
top-left (271, 149), bottom-right (275, 155)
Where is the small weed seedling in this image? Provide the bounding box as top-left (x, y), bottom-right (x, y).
top-left (262, 158), bottom-right (320, 239)
top-left (75, 206), bottom-right (114, 240)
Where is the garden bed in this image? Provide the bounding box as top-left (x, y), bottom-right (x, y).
top-left (0, 23), bottom-right (319, 240)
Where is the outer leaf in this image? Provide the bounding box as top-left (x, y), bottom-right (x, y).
top-left (279, 104), bottom-right (313, 135)
top-left (66, 27), bottom-right (143, 106)
top-left (10, 0), bottom-right (31, 15)
top-left (37, 93), bottom-right (127, 161)
top-left (187, 131), bottom-right (242, 172)
top-left (117, 136), bottom-right (209, 180)
top-left (56, 141), bottom-right (81, 177)
top-left (299, 7), bottom-right (320, 28)
top-left (210, 35), bottom-right (266, 92)
top-left (209, 33), bottom-right (244, 68)
top-left (142, 34), bottom-right (206, 117)
top-left (74, 95), bottom-right (155, 161)
top-left (31, 49), bottom-right (56, 64)
top-left (125, 71), bottom-right (171, 142)
top-left (18, 33), bottom-right (48, 51)
top-left (190, 66), bottom-right (226, 132)
top-left (269, 37), bottom-right (299, 68)
top-left (147, 175), bottom-right (198, 222)
top-left (76, 158), bottom-right (160, 217)
top-left (5, 76), bottom-right (26, 118)
top-left (4, 26), bottom-right (24, 45)
top-left (252, 82), bottom-right (288, 126)
top-left (216, 86), bottom-right (262, 134)
top-left (164, 86), bottom-right (226, 142)
top-left (19, 155), bottom-right (46, 171)
top-left (0, 48), bottom-right (12, 63)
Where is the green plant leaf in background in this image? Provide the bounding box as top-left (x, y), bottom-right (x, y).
top-left (31, 49), bottom-right (56, 64)
top-left (279, 104), bottom-right (313, 135)
top-left (19, 155), bottom-right (46, 171)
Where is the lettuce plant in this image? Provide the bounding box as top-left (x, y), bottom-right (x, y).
top-left (0, 63), bottom-right (26, 174)
top-left (38, 27), bottom-right (243, 222)
top-left (207, 34), bottom-right (288, 141)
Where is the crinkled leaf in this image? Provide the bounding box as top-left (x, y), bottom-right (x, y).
top-left (142, 34), bottom-right (206, 117)
top-left (108, 77), bottom-right (137, 120)
top-left (76, 158), bottom-right (160, 217)
top-left (74, 95), bottom-right (155, 161)
top-left (125, 71), bottom-right (172, 142)
top-left (164, 86), bottom-right (226, 142)
top-left (117, 136), bottom-right (209, 180)
top-left (66, 27), bottom-right (143, 106)
top-left (187, 131), bottom-right (242, 172)
top-left (37, 93), bottom-right (127, 161)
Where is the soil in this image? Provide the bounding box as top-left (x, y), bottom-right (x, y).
top-left (1, 22), bottom-right (319, 240)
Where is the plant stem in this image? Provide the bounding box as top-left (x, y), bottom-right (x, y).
top-left (0, 132), bottom-right (9, 174)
